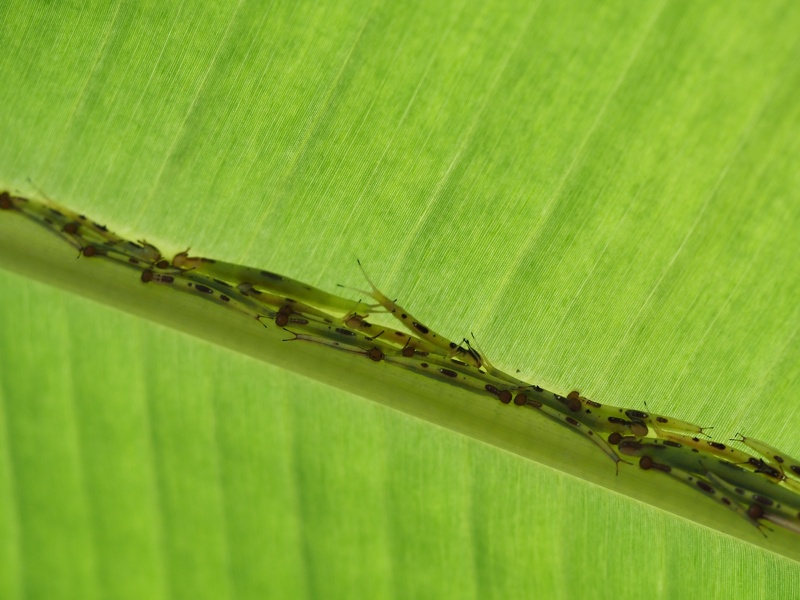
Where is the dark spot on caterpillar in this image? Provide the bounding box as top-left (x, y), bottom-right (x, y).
top-left (156, 260), bottom-right (170, 269)
top-left (214, 279), bottom-right (232, 288)
top-left (128, 258), bottom-right (140, 264)
top-left (402, 346), bottom-right (415, 357)
top-left (722, 497), bottom-right (731, 506)
top-left (335, 328), bottom-right (356, 336)
top-left (586, 400), bottom-right (602, 408)
top-left (159, 275), bottom-right (174, 284)
top-left (630, 422), bottom-right (648, 437)
top-left (663, 440), bottom-right (682, 448)
top-left (438, 368), bottom-right (457, 378)
top-left (289, 318), bottom-right (308, 325)
top-left (790, 465), bottom-right (800, 476)
top-left (533, 385), bottom-right (543, 392)
top-left (0, 191), bottom-right (12, 209)
top-left (618, 440), bottom-right (642, 456)
top-left (48, 208), bottom-right (63, 217)
top-left (653, 462), bottom-right (671, 473)
top-left (449, 342), bottom-right (457, 349)
top-left (485, 384), bottom-right (500, 396)
top-left (608, 433), bottom-right (622, 445)
top-left (95, 223), bottom-right (109, 232)
top-left (450, 358), bottom-right (468, 367)
top-left (708, 442), bottom-right (727, 451)
top-left (626, 410), bottom-right (648, 420)
top-left (62, 222), bottom-right (79, 234)
top-left (401, 313), bottom-right (407, 319)
top-left (220, 295), bottom-right (230, 303)
top-left (752, 494), bottom-right (773, 506)
top-left (413, 322), bottom-right (428, 334)
top-left (566, 391), bottom-right (581, 411)
top-left (758, 465), bottom-right (781, 479)
top-left (260, 271), bottom-right (283, 280)
top-left (639, 456), bottom-right (654, 470)
top-left (499, 390), bottom-right (512, 404)
top-left (773, 455), bottom-right (784, 464)
top-left (275, 313), bottom-right (289, 327)
top-left (566, 417), bottom-right (579, 427)
top-left (393, 331), bottom-right (405, 337)
top-left (747, 504), bottom-right (764, 520)
top-left (527, 399), bottom-right (543, 408)
top-left (195, 284), bottom-right (213, 294)
top-left (141, 270), bottom-right (154, 283)
top-left (82, 245), bottom-right (97, 257)
top-left (735, 487), bottom-right (745, 494)
top-left (608, 417), bottom-right (628, 425)
top-left (513, 393), bottom-right (527, 406)
top-left (747, 457), bottom-right (780, 478)
top-left (656, 417), bottom-right (668, 423)
top-left (420, 363), bottom-right (428, 368)
top-left (368, 347), bottom-right (384, 362)
top-left (695, 481), bottom-right (714, 494)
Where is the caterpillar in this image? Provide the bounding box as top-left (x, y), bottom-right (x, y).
top-left (733, 434), bottom-right (800, 488)
top-left (172, 251), bottom-right (376, 317)
top-left (140, 267), bottom-right (273, 322)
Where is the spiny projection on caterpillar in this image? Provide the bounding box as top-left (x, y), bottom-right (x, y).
top-left (2, 188), bottom-right (800, 538)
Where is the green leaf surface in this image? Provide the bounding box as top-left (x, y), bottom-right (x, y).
top-left (1, 1), bottom-right (799, 598)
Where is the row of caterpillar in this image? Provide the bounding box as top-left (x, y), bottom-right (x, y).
top-left (2, 189), bottom-right (799, 537)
